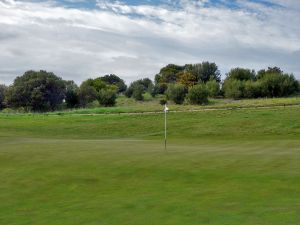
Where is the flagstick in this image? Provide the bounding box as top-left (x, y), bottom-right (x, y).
top-left (164, 104), bottom-right (167, 150)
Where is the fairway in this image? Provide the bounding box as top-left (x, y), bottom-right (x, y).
top-left (1, 107), bottom-right (300, 224)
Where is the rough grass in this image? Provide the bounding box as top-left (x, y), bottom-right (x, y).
top-left (1, 107), bottom-right (300, 224)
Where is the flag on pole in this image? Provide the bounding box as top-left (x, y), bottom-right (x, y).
top-left (164, 104), bottom-right (169, 150)
top-left (164, 104), bottom-right (169, 112)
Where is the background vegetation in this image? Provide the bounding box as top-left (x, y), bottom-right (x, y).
top-left (0, 63), bottom-right (299, 112)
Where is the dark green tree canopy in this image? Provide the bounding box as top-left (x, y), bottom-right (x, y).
top-left (188, 62), bottom-right (221, 83)
top-left (155, 64), bottom-right (185, 84)
top-left (100, 74), bottom-right (127, 93)
top-left (155, 62), bottom-right (221, 85)
top-left (226, 68), bottom-right (256, 81)
top-left (0, 84), bottom-right (7, 109)
top-left (6, 70), bottom-right (65, 111)
top-left (65, 80), bottom-right (79, 108)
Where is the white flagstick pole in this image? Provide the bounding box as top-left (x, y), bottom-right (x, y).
top-left (164, 104), bottom-right (167, 150)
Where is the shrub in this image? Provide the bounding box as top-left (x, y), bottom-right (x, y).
top-left (0, 84), bottom-right (7, 110)
top-left (78, 83), bottom-right (98, 107)
top-left (160, 99), bottom-right (167, 105)
top-left (166, 83), bottom-right (187, 104)
top-left (65, 81), bottom-right (79, 108)
top-left (187, 84), bottom-right (209, 105)
top-left (132, 84), bottom-right (144, 101)
top-left (206, 79), bottom-right (220, 97)
top-left (222, 79), bottom-right (244, 99)
top-left (98, 89), bottom-right (117, 106)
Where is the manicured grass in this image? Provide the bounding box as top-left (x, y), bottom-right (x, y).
top-left (1, 107), bottom-right (300, 224)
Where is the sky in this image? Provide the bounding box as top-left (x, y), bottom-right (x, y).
top-left (0, 0), bottom-right (300, 85)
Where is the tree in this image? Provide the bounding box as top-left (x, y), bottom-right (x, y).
top-left (132, 84), bottom-right (144, 101)
top-left (83, 78), bottom-right (106, 92)
top-left (222, 79), bottom-right (244, 99)
top-left (243, 80), bottom-right (261, 98)
top-left (226, 68), bottom-right (256, 81)
top-left (100, 74), bottom-right (127, 93)
top-left (0, 84), bottom-right (7, 110)
top-left (155, 64), bottom-right (185, 84)
top-left (166, 83), bottom-right (187, 104)
top-left (189, 62), bottom-right (221, 83)
top-left (206, 79), bottom-right (220, 97)
top-left (98, 88), bottom-right (117, 106)
top-left (78, 83), bottom-right (98, 107)
top-left (187, 84), bottom-right (209, 105)
top-left (151, 83), bottom-right (168, 96)
top-left (65, 81), bottom-right (79, 108)
top-left (176, 71), bottom-right (197, 87)
top-left (6, 70), bottom-right (65, 111)
top-left (125, 78), bottom-right (154, 99)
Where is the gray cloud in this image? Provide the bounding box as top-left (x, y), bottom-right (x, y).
top-left (0, 0), bottom-right (299, 85)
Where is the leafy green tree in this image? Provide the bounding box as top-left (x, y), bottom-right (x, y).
top-left (125, 78), bottom-right (154, 99)
top-left (151, 83), bottom-right (168, 96)
top-left (65, 81), bottom-right (79, 108)
top-left (187, 84), bottom-right (209, 105)
top-left (78, 83), bottom-right (98, 107)
top-left (166, 83), bottom-right (187, 104)
top-left (243, 80), bottom-right (261, 98)
top-left (0, 84), bottom-right (7, 110)
top-left (100, 74), bottom-right (127, 93)
top-left (206, 79), bottom-right (220, 97)
top-left (132, 84), bottom-right (144, 101)
top-left (98, 88), bottom-right (117, 106)
top-left (83, 78), bottom-right (106, 92)
top-left (226, 68), bottom-right (256, 81)
top-left (189, 62), bottom-right (221, 83)
top-left (6, 70), bottom-right (65, 111)
top-left (222, 79), bottom-right (244, 99)
top-left (176, 71), bottom-right (197, 87)
top-left (155, 64), bottom-right (185, 84)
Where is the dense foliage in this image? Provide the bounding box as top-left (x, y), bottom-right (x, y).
top-left (187, 84), bottom-right (209, 105)
top-left (166, 83), bottom-right (187, 104)
top-left (0, 85), bottom-right (7, 109)
top-left (5, 70), bottom-right (66, 111)
top-left (223, 67), bottom-right (299, 99)
top-left (0, 65), bottom-right (299, 112)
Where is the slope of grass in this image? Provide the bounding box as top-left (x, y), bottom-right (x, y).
top-left (1, 107), bottom-right (300, 224)
top-left (55, 96), bottom-right (300, 115)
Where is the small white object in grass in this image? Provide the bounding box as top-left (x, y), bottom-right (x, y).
top-left (164, 104), bottom-right (169, 112)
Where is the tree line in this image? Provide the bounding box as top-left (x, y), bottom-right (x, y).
top-left (0, 62), bottom-right (299, 112)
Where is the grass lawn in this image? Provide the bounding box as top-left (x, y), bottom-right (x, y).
top-left (1, 106), bottom-right (300, 224)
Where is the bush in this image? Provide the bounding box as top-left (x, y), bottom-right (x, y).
top-left (151, 83), bottom-right (168, 96)
top-left (222, 79), bottom-right (244, 99)
top-left (206, 80), bottom-right (220, 97)
top-left (243, 80), bottom-right (261, 98)
top-left (78, 83), bottom-right (98, 107)
top-left (98, 89), bottom-right (117, 106)
top-left (0, 84), bottom-right (7, 110)
top-left (160, 99), bottom-right (167, 105)
top-left (226, 68), bottom-right (256, 81)
top-left (132, 84), bottom-right (144, 101)
top-left (166, 84), bottom-right (187, 104)
top-left (65, 81), bottom-right (79, 108)
top-left (187, 84), bottom-right (209, 105)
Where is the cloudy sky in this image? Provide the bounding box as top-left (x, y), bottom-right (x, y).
top-left (0, 0), bottom-right (299, 84)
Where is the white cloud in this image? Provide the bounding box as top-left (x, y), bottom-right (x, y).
top-left (0, 0), bottom-right (299, 85)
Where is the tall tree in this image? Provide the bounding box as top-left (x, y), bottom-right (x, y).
top-left (6, 70), bottom-right (65, 111)
top-left (0, 84), bottom-right (7, 109)
top-left (100, 74), bottom-right (127, 93)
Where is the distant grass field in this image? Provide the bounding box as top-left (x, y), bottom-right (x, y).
top-left (54, 96), bottom-right (300, 115)
top-left (1, 106), bottom-right (300, 224)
